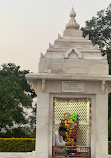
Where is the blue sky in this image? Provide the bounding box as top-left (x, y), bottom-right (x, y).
top-left (0, 0), bottom-right (110, 72)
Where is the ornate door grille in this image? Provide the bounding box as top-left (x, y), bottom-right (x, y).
top-left (53, 97), bottom-right (91, 146)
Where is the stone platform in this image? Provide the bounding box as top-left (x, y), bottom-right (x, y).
top-left (0, 152), bottom-right (34, 158)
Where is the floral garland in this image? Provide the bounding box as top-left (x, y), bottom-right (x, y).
top-left (60, 112), bottom-right (79, 146)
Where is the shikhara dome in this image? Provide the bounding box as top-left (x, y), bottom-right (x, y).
top-left (39, 8), bottom-right (107, 75)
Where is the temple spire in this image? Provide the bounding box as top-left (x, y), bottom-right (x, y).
top-left (66, 8), bottom-right (80, 29)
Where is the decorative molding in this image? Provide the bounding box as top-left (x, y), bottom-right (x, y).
top-left (103, 54), bottom-right (107, 60)
top-left (64, 48), bottom-right (82, 59)
top-left (94, 44), bottom-right (99, 49)
top-left (101, 81), bottom-right (106, 94)
top-left (108, 82), bottom-right (111, 93)
top-left (40, 52), bottom-right (45, 58)
top-left (27, 79), bottom-right (38, 94)
top-left (85, 34), bottom-right (89, 40)
top-left (49, 43), bottom-right (53, 49)
top-left (42, 79), bottom-right (46, 92)
top-left (58, 33), bottom-right (62, 39)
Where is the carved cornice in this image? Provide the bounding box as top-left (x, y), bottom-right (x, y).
top-left (25, 73), bottom-right (111, 82)
top-left (27, 79), bottom-right (38, 94)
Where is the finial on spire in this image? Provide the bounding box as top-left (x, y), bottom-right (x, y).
top-left (65, 8), bottom-right (80, 30)
top-left (70, 8), bottom-right (76, 17)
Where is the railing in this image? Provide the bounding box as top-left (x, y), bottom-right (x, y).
top-left (52, 146), bottom-right (91, 158)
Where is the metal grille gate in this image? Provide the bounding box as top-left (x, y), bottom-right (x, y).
top-left (53, 97), bottom-right (91, 146)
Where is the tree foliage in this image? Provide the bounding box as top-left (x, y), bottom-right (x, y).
top-left (0, 127), bottom-right (33, 138)
top-left (1, 63), bottom-right (36, 98)
top-left (29, 104), bottom-right (36, 131)
top-left (109, 119), bottom-right (111, 141)
top-left (0, 63), bottom-right (36, 131)
top-left (107, 45), bottom-right (111, 74)
top-left (81, 3), bottom-right (111, 54)
top-left (108, 47), bottom-right (111, 124)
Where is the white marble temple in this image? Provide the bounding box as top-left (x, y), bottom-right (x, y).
top-left (25, 8), bottom-right (111, 158)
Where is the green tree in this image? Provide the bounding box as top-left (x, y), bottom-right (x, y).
top-left (28, 102), bottom-right (36, 137)
top-left (0, 63), bottom-right (36, 131)
top-left (0, 126), bottom-right (33, 138)
top-left (107, 47), bottom-right (111, 122)
top-left (81, 3), bottom-right (111, 54)
top-left (109, 119), bottom-right (111, 141)
top-left (1, 63), bottom-right (36, 98)
top-left (107, 44), bottom-right (111, 74)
